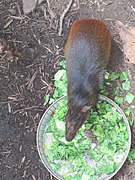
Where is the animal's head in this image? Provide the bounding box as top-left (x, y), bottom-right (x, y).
top-left (65, 102), bottom-right (90, 141)
top-left (65, 81), bottom-right (98, 141)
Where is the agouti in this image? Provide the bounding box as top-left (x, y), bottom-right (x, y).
top-left (65, 19), bottom-right (111, 142)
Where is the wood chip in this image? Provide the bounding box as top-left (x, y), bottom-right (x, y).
top-left (22, 0), bottom-right (38, 14)
top-left (4, 19), bottom-right (13, 29)
top-left (21, 156), bottom-right (26, 163)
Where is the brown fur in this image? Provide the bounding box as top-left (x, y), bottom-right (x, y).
top-left (65, 19), bottom-right (111, 63)
top-left (65, 19), bottom-right (111, 141)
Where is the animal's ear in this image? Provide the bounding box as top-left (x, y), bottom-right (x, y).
top-left (81, 106), bottom-right (90, 113)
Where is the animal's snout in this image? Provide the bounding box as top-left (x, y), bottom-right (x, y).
top-left (66, 131), bottom-right (76, 142)
top-left (66, 120), bottom-right (76, 141)
top-left (66, 135), bottom-right (73, 142)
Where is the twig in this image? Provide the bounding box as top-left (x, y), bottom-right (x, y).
top-left (9, 15), bottom-right (25, 20)
top-left (32, 175), bottom-right (36, 180)
top-left (4, 18), bottom-right (13, 29)
top-left (8, 103), bottom-right (12, 113)
top-left (46, 0), bottom-right (55, 19)
top-left (42, 45), bottom-right (53, 54)
top-left (41, 78), bottom-right (53, 91)
top-left (26, 70), bottom-right (38, 90)
top-left (58, 0), bottom-right (74, 36)
top-left (12, 106), bottom-right (38, 114)
top-left (131, 5), bottom-right (135, 13)
top-left (1, 98), bottom-right (24, 104)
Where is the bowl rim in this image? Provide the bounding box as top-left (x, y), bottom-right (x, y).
top-left (37, 94), bottom-right (131, 180)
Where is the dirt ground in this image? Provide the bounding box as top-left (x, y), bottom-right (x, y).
top-left (0, 0), bottom-right (135, 180)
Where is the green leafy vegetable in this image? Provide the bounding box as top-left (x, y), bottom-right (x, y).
top-left (114, 96), bottom-right (124, 104)
top-left (59, 60), bottom-right (66, 69)
top-left (45, 99), bottom-right (128, 180)
top-left (54, 69), bottom-right (66, 81)
top-left (128, 149), bottom-right (135, 163)
top-left (125, 92), bottom-right (134, 104)
top-left (122, 81), bottom-right (131, 90)
top-left (45, 94), bottom-right (50, 104)
top-left (110, 72), bottom-right (119, 81)
top-left (113, 87), bottom-right (120, 96)
top-left (120, 72), bottom-right (128, 81)
top-left (55, 119), bottom-right (65, 131)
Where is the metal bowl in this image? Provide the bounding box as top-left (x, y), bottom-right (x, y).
top-left (37, 95), bottom-right (131, 180)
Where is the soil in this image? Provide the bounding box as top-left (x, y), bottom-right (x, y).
top-left (0, 0), bottom-right (135, 180)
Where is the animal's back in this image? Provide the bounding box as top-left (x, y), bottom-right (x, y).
top-left (65, 19), bottom-right (111, 96)
top-left (65, 19), bottom-right (111, 62)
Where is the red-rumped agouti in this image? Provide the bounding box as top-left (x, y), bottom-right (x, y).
top-left (65, 19), bottom-right (111, 141)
